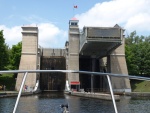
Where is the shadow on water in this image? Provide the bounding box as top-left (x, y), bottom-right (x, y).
top-left (0, 92), bottom-right (150, 113)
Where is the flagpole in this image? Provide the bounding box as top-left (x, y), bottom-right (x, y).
top-left (73, 0), bottom-right (75, 16)
top-left (73, 5), bottom-right (77, 17)
top-left (73, 4), bottom-right (75, 16)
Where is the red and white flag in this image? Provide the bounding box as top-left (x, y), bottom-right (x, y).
top-left (74, 5), bottom-right (78, 8)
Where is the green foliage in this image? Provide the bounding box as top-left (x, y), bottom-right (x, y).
top-left (0, 74), bottom-right (16, 90)
top-left (9, 42), bottom-right (22, 70)
top-left (0, 30), bottom-right (22, 90)
top-left (125, 31), bottom-right (150, 75)
top-left (0, 30), bottom-right (9, 70)
top-left (0, 30), bottom-right (22, 71)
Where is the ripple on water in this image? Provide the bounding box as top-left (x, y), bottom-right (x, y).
top-left (0, 93), bottom-right (150, 113)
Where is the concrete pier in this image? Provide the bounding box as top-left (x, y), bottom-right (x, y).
top-left (66, 92), bottom-right (120, 101)
top-left (0, 91), bottom-right (35, 98)
top-left (15, 26), bottom-right (39, 91)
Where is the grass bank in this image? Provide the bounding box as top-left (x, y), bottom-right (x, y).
top-left (0, 74), bottom-right (16, 90)
top-left (130, 80), bottom-right (150, 92)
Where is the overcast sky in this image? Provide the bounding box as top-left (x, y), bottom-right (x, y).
top-left (0, 0), bottom-right (150, 48)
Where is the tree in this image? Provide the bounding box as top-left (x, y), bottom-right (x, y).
top-left (9, 42), bottom-right (22, 70)
top-left (0, 30), bottom-right (9, 70)
top-left (125, 31), bottom-right (150, 76)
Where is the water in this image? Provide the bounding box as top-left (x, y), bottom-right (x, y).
top-left (0, 92), bottom-right (150, 113)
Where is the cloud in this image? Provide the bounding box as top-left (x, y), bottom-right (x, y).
top-left (125, 13), bottom-right (150, 33)
top-left (38, 23), bottom-right (67, 48)
top-left (76, 0), bottom-right (150, 35)
top-left (0, 25), bottom-right (22, 47)
top-left (0, 23), bottom-right (67, 48)
top-left (1, 0), bottom-right (150, 48)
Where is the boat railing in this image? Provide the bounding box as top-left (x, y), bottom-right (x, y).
top-left (0, 70), bottom-right (150, 113)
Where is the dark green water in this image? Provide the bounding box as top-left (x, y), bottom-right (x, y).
top-left (0, 92), bottom-right (150, 113)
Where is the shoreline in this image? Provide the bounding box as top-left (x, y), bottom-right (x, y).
top-left (1, 91), bottom-right (150, 98)
top-left (65, 91), bottom-right (120, 101)
top-left (0, 91), bottom-right (39, 98)
top-left (125, 92), bottom-right (150, 97)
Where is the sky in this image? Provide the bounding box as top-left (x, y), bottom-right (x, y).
top-left (0, 0), bottom-right (150, 48)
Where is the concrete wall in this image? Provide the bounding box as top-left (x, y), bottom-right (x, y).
top-left (42, 48), bottom-right (66, 57)
top-left (15, 26), bottom-right (38, 91)
top-left (108, 38), bottom-right (131, 92)
top-left (68, 20), bottom-right (80, 84)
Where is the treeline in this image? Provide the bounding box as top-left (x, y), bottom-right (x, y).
top-left (125, 31), bottom-right (150, 76)
top-left (0, 30), bottom-right (22, 71)
top-left (0, 30), bottom-right (150, 76)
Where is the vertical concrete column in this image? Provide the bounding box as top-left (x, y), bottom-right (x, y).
top-left (108, 37), bottom-right (131, 93)
top-left (99, 59), bottom-right (103, 90)
top-left (15, 26), bottom-right (39, 91)
top-left (65, 41), bottom-right (69, 81)
top-left (91, 55), bottom-right (96, 92)
top-left (107, 55), bottom-right (111, 73)
top-left (68, 18), bottom-right (80, 88)
top-left (100, 57), bottom-right (108, 91)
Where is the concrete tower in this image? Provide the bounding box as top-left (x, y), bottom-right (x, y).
top-left (15, 26), bottom-right (39, 91)
top-left (107, 25), bottom-right (131, 92)
top-left (68, 17), bottom-right (80, 90)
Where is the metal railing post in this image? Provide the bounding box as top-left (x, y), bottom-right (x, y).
top-left (91, 74), bottom-right (94, 93)
top-left (106, 75), bottom-right (118, 113)
top-left (13, 72), bottom-right (28, 113)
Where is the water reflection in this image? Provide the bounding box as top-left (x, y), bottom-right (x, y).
top-left (0, 92), bottom-right (150, 113)
top-left (0, 97), bottom-right (16, 113)
top-left (118, 96), bottom-right (150, 113)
